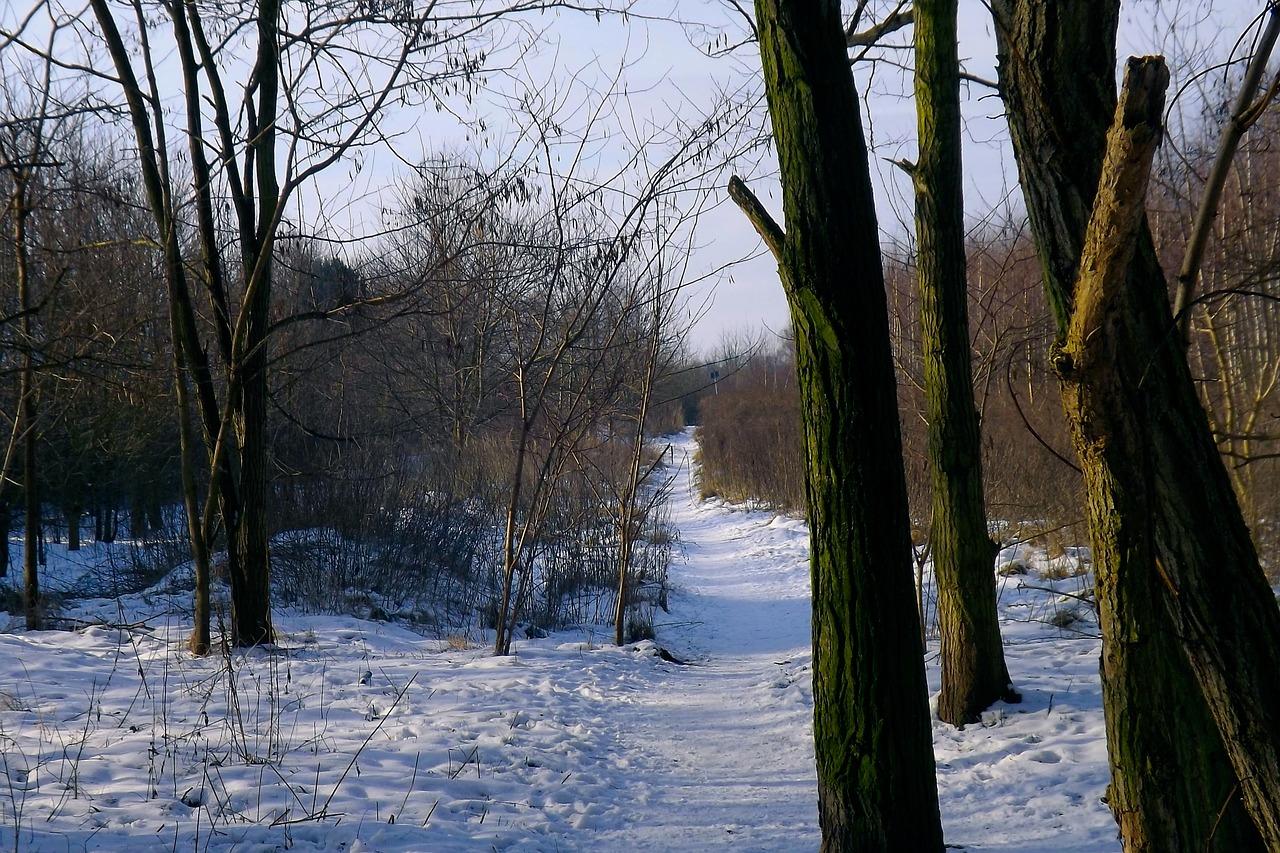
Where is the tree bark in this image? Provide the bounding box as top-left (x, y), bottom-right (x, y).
top-left (994, 1), bottom-right (1275, 847)
top-left (614, 297), bottom-right (662, 647)
top-left (914, 0), bottom-right (1016, 726)
top-left (733, 1), bottom-right (944, 848)
top-left (0, 503), bottom-right (10, 578)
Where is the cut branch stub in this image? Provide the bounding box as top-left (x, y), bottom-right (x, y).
top-left (727, 175), bottom-right (785, 266)
top-left (1064, 55), bottom-right (1168, 374)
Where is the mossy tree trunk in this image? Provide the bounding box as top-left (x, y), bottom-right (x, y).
top-left (994, 0), bottom-right (1278, 847)
top-left (731, 1), bottom-right (943, 849)
top-left (914, 0), bottom-right (1016, 726)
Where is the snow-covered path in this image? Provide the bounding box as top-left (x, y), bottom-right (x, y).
top-left (586, 430), bottom-right (819, 850)
top-left (0, 428), bottom-right (1119, 851)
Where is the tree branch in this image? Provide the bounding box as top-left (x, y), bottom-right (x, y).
top-left (846, 6), bottom-right (913, 48)
top-left (1172, 5), bottom-right (1280, 342)
top-left (727, 175), bottom-right (784, 264)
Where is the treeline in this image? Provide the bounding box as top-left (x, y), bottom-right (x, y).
top-left (697, 105), bottom-right (1280, 575)
top-left (0, 137), bottom-right (694, 640)
top-left (695, 228), bottom-right (1074, 543)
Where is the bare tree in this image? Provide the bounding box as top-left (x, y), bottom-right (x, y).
top-left (43, 0), bottom-right (624, 647)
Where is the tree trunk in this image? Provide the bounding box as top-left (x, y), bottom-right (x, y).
top-left (21, 377), bottom-right (39, 631)
top-left (231, 347), bottom-right (274, 647)
top-left (494, 421), bottom-right (530, 657)
top-left (91, 0), bottom-right (274, 649)
top-left (615, 311), bottom-right (661, 647)
top-left (13, 177), bottom-right (42, 632)
top-left (914, 0), bottom-right (1016, 726)
top-left (732, 1), bottom-right (943, 848)
top-left (993, 1), bottom-right (1273, 847)
top-left (173, 325), bottom-right (211, 655)
top-left (0, 503), bottom-right (10, 578)
top-left (66, 504), bottom-right (81, 552)
top-left (222, 0), bottom-right (282, 649)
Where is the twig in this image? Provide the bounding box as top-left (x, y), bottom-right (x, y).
top-left (315, 672), bottom-right (416, 818)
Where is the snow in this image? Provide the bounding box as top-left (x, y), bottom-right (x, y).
top-left (0, 430), bottom-right (1120, 851)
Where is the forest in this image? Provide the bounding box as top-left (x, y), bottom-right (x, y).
top-left (2, 0), bottom-right (1280, 851)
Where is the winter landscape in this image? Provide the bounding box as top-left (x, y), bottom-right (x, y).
top-left (1, 432), bottom-right (1119, 852)
top-left (3, 0), bottom-right (1278, 851)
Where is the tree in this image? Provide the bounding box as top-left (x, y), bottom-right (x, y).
top-left (729, 1), bottom-right (943, 848)
top-left (0, 94), bottom-right (45, 631)
top-left (912, 0), bottom-right (1016, 725)
top-left (0, 52), bottom-right (76, 630)
top-left (994, 0), bottom-right (1280, 846)
top-left (77, 0), bottom-right (551, 648)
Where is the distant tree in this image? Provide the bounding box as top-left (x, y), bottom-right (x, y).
top-left (79, 0), bottom-right (583, 648)
top-left (0, 56), bottom-right (85, 628)
top-left (730, 0), bottom-right (943, 848)
top-left (912, 0), bottom-right (1016, 725)
top-left (0, 86), bottom-right (46, 630)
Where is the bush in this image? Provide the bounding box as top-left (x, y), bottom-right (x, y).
top-left (696, 351), bottom-right (805, 513)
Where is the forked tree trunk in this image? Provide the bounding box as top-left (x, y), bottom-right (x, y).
top-left (1060, 54), bottom-right (1280, 852)
top-left (732, 1), bottom-right (943, 848)
top-left (92, 0), bottom-right (277, 649)
top-left (994, 1), bottom-right (1276, 847)
top-left (914, 0), bottom-right (1016, 726)
top-left (222, 0), bottom-right (281, 649)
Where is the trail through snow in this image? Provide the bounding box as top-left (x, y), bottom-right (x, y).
top-left (586, 433), bottom-right (819, 850)
top-left (0, 429), bottom-right (1120, 851)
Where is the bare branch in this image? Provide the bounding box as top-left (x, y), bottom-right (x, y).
top-left (847, 6), bottom-right (914, 48)
top-left (1173, 5), bottom-right (1280, 341)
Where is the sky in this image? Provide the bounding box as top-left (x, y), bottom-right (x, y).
top-left (298, 0), bottom-right (1015, 354)
top-left (442, 0), bottom-right (1268, 354)
top-left (4, 0), bottom-right (1269, 354)
top-left (683, 0), bottom-right (1270, 354)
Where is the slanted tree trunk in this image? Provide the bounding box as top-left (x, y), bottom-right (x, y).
top-left (994, 1), bottom-right (1274, 847)
top-left (731, 1), bottom-right (943, 848)
top-left (914, 0), bottom-right (1016, 726)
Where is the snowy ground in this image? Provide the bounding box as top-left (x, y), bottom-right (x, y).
top-left (0, 430), bottom-right (1120, 851)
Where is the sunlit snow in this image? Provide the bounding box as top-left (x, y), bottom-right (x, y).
top-left (0, 430), bottom-right (1118, 851)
